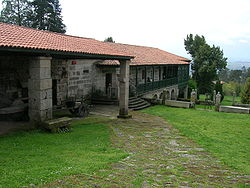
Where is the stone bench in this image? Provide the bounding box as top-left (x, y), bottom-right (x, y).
top-left (42, 117), bottom-right (72, 133)
top-left (164, 100), bottom-right (192, 108)
top-left (0, 104), bottom-right (28, 115)
top-left (219, 106), bottom-right (250, 114)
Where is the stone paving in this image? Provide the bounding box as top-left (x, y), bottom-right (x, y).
top-left (45, 108), bottom-right (250, 187)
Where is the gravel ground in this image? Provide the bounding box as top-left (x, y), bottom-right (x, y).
top-left (44, 107), bottom-right (250, 187)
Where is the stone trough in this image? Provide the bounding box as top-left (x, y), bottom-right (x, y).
top-left (164, 100), bottom-right (192, 109)
top-left (219, 106), bottom-right (250, 114)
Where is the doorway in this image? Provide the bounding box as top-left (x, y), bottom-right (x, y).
top-left (105, 73), bottom-right (112, 94)
top-left (52, 79), bottom-right (57, 106)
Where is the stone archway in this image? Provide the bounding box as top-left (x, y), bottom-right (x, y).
top-left (153, 94), bottom-right (158, 100)
top-left (159, 92), bottom-right (163, 99)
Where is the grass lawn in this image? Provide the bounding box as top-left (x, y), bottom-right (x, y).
top-left (0, 117), bottom-right (127, 187)
top-left (199, 94), bottom-right (241, 106)
top-left (143, 106), bottom-right (250, 174)
top-left (221, 95), bottom-right (241, 106)
top-left (196, 95), bottom-right (241, 110)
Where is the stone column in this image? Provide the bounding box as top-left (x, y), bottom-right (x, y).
top-left (28, 57), bottom-right (52, 122)
top-left (213, 90), bottom-right (216, 103)
top-left (118, 60), bottom-right (132, 118)
top-left (215, 92), bottom-right (221, 111)
top-left (190, 89), bottom-right (196, 108)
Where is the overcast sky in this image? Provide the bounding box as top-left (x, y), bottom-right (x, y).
top-left (59, 0), bottom-right (250, 62)
top-left (1, 0), bottom-right (250, 62)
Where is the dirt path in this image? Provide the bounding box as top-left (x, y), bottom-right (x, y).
top-left (46, 109), bottom-right (250, 187)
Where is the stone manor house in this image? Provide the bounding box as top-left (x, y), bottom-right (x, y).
top-left (0, 22), bottom-right (190, 121)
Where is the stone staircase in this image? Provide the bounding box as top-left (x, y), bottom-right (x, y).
top-left (129, 97), bottom-right (151, 110)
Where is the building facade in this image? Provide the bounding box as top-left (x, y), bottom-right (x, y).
top-left (0, 22), bottom-right (190, 122)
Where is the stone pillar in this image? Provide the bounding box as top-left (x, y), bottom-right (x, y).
top-left (184, 86), bottom-right (188, 99)
top-left (118, 60), bottom-right (132, 118)
top-left (213, 90), bottom-right (216, 103)
top-left (162, 89), bottom-right (167, 105)
top-left (190, 89), bottom-right (196, 108)
top-left (215, 92), bottom-right (221, 111)
top-left (28, 57), bottom-right (52, 122)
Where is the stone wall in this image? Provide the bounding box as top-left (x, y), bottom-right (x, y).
top-left (51, 59), bottom-right (97, 105)
top-left (51, 59), bottom-right (120, 105)
top-left (51, 59), bottom-right (68, 105)
top-left (67, 59), bottom-right (94, 98)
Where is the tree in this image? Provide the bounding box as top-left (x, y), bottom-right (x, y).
top-left (104, 37), bottom-right (115, 43)
top-left (0, 0), bottom-right (66, 33)
top-left (218, 68), bottom-right (229, 82)
top-left (241, 77), bottom-right (250, 104)
top-left (30, 0), bottom-right (66, 33)
top-left (214, 80), bottom-right (224, 101)
top-left (0, 0), bottom-right (32, 26)
top-left (184, 34), bottom-right (227, 94)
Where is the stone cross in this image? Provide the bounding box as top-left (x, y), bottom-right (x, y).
top-left (215, 92), bottom-right (221, 111)
top-left (213, 90), bottom-right (216, 103)
top-left (191, 89), bottom-right (196, 104)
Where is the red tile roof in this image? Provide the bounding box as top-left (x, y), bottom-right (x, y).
top-left (0, 22), bottom-right (132, 59)
top-left (99, 43), bottom-right (191, 66)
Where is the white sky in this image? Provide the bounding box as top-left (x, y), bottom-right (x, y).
top-left (1, 0), bottom-right (250, 61)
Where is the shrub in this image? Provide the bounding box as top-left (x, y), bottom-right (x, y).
top-left (241, 77), bottom-right (250, 104)
top-left (223, 82), bottom-right (242, 96)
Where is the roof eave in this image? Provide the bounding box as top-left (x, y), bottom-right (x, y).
top-left (0, 47), bottom-right (134, 60)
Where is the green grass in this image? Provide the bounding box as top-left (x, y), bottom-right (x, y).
top-left (143, 106), bottom-right (250, 174)
top-left (199, 94), bottom-right (241, 106)
top-left (196, 95), bottom-right (241, 110)
top-left (221, 95), bottom-right (241, 106)
top-left (0, 117), bottom-right (127, 188)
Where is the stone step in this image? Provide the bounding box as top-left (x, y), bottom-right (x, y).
top-left (129, 101), bottom-right (149, 108)
top-left (131, 103), bottom-right (151, 111)
top-left (128, 97), bottom-right (151, 110)
top-left (129, 97), bottom-right (141, 103)
top-left (129, 99), bottom-right (145, 106)
top-left (129, 96), bottom-right (137, 100)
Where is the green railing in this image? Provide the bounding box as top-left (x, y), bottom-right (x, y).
top-left (136, 77), bottom-right (179, 94)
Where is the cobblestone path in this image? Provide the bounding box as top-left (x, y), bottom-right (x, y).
top-left (46, 111), bottom-right (250, 187)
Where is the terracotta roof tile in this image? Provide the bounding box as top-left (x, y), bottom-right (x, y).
top-left (0, 22), bottom-right (132, 58)
top-left (99, 43), bottom-right (190, 66)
